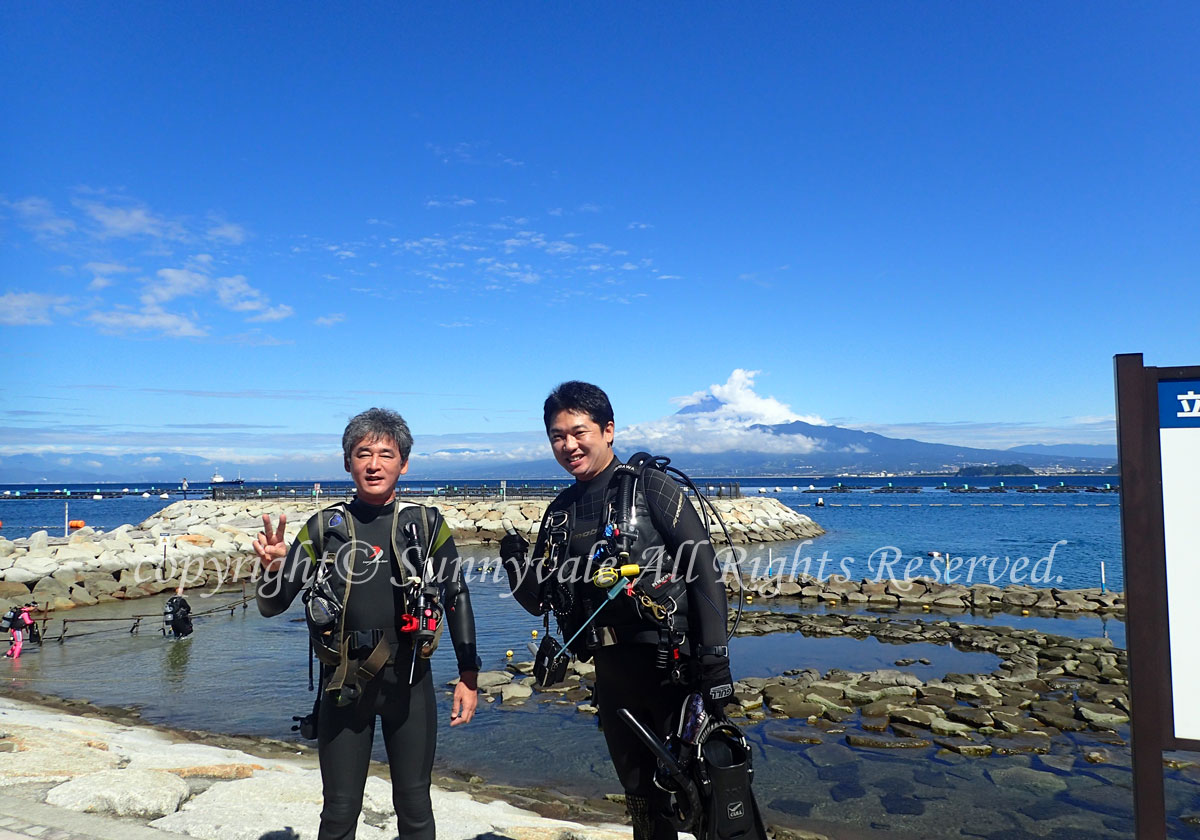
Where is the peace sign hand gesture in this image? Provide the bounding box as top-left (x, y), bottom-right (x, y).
top-left (252, 513), bottom-right (289, 573)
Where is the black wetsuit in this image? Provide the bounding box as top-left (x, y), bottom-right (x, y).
top-left (258, 498), bottom-right (480, 840)
top-left (506, 456), bottom-right (729, 840)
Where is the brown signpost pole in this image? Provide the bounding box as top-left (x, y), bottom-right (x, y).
top-left (1114, 353), bottom-right (1200, 838)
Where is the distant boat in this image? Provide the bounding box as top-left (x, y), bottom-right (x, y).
top-left (210, 469), bottom-right (245, 487)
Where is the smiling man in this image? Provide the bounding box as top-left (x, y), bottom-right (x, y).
top-left (253, 407), bottom-right (480, 840)
top-left (501, 382), bottom-right (735, 840)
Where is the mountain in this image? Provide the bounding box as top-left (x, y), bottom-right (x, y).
top-left (0, 370), bottom-right (1117, 481)
top-left (1008, 443), bottom-right (1118, 459)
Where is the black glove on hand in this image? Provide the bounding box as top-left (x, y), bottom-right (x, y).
top-left (699, 654), bottom-right (734, 712)
top-left (499, 531), bottom-right (529, 563)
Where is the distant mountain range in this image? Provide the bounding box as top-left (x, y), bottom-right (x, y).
top-left (0, 403), bottom-right (1117, 483)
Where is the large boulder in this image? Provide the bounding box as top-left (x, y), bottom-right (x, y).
top-left (46, 768), bottom-right (189, 818)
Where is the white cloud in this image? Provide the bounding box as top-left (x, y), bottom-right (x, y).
top-left (0, 292), bottom-right (72, 325)
top-left (620, 369), bottom-right (828, 455)
top-left (847, 419), bottom-right (1117, 449)
top-left (215, 275), bottom-right (266, 311)
top-left (247, 304), bottom-right (294, 322)
top-left (627, 221), bottom-right (653, 230)
top-left (85, 261), bottom-right (134, 290)
top-left (314, 313), bottom-right (345, 327)
top-left (88, 305), bottom-right (207, 338)
top-left (425, 196), bottom-right (477, 208)
top-left (7, 197), bottom-right (75, 237)
top-left (143, 268), bottom-right (209, 305)
top-left (76, 200), bottom-right (186, 240)
top-left (207, 220), bottom-right (247, 244)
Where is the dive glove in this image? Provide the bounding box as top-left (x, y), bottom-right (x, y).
top-left (499, 531), bottom-right (530, 563)
top-left (699, 652), bottom-right (735, 712)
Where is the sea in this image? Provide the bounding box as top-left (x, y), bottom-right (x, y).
top-left (4, 475), bottom-right (1194, 838)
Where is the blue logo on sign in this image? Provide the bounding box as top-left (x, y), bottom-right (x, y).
top-left (1159, 380), bottom-right (1200, 429)
top-left (329, 514), bottom-right (343, 527)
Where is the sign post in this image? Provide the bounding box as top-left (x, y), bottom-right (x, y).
top-left (1114, 353), bottom-right (1200, 838)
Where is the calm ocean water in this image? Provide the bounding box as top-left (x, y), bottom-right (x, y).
top-left (6, 475), bottom-right (1184, 838)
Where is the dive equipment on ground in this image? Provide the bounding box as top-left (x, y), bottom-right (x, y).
top-left (618, 696), bottom-right (767, 840)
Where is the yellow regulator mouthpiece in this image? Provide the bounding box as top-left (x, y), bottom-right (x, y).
top-left (592, 564), bottom-right (641, 587)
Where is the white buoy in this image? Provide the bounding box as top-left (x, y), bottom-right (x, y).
top-left (159, 493), bottom-right (169, 499)
top-left (142, 492), bottom-right (151, 498)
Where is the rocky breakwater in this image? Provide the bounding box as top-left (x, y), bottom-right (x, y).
top-left (726, 570), bottom-right (1125, 617)
top-left (0, 496), bottom-right (823, 616)
top-left (727, 611), bottom-right (1132, 758)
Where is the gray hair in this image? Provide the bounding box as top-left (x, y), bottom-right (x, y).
top-left (342, 408), bottom-right (413, 463)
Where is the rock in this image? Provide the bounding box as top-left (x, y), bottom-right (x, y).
top-left (29, 531), bottom-right (49, 552)
top-left (0, 581), bottom-right (31, 600)
top-left (474, 671), bottom-right (514, 690)
top-left (501, 683), bottom-right (533, 704)
top-left (986, 765), bottom-right (1067, 794)
top-left (947, 707), bottom-right (994, 728)
top-left (804, 742), bottom-right (857, 768)
top-left (46, 768), bottom-right (189, 818)
top-left (845, 734), bottom-right (930, 750)
top-left (931, 717), bottom-right (977, 737)
top-left (1077, 702), bottom-right (1130, 729)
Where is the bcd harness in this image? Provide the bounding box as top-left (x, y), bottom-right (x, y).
top-left (302, 501), bottom-right (444, 705)
top-left (532, 453), bottom-right (739, 687)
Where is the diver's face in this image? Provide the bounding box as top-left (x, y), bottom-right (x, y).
top-left (345, 435), bottom-right (408, 504)
top-left (547, 410), bottom-right (614, 482)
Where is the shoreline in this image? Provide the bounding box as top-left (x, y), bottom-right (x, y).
top-left (0, 689), bottom-right (838, 840)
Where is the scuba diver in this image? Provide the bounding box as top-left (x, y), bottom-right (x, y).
top-left (3, 602), bottom-right (39, 659)
top-left (254, 408), bottom-right (480, 840)
top-left (163, 587), bottom-right (193, 639)
top-left (501, 381), bottom-right (765, 840)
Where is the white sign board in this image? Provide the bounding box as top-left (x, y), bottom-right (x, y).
top-left (1160, 379), bottom-right (1200, 741)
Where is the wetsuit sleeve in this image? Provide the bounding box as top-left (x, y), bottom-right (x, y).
top-left (503, 508), bottom-right (552, 617)
top-left (642, 470), bottom-right (729, 650)
top-left (256, 513), bottom-right (318, 617)
top-left (429, 507), bottom-right (482, 673)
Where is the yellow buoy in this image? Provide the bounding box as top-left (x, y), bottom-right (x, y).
top-left (1021, 609), bottom-right (1030, 616)
top-left (531, 629), bottom-right (538, 638)
top-left (505, 650), bottom-right (513, 658)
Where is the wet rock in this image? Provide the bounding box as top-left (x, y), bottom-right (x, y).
top-left (1076, 702), bottom-right (1129, 729)
top-left (986, 765), bottom-right (1067, 794)
top-left (880, 792), bottom-right (925, 815)
top-left (890, 709), bottom-right (936, 728)
top-left (947, 707), bottom-right (994, 728)
top-left (804, 742), bottom-right (856, 768)
top-left (931, 717), bottom-right (976, 737)
top-left (829, 780), bottom-right (866, 801)
top-left (845, 734), bottom-right (931, 750)
top-left (501, 683), bottom-right (532, 704)
top-left (933, 737), bottom-right (992, 757)
top-left (990, 731), bottom-right (1051, 755)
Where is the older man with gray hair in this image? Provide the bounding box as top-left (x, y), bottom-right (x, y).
top-left (254, 407), bottom-right (480, 840)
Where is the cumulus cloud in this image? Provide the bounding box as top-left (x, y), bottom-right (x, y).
top-left (621, 369), bottom-right (827, 455)
top-left (0, 292), bottom-right (72, 326)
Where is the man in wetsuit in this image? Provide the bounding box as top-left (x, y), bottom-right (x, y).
top-left (253, 408), bottom-right (480, 840)
top-left (501, 382), bottom-right (733, 840)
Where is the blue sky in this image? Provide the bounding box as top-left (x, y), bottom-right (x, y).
top-left (2, 3), bottom-right (1196, 474)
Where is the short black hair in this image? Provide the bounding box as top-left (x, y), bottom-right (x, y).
top-left (543, 381), bottom-right (614, 431)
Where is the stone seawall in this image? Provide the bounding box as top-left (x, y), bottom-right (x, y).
top-left (724, 571), bottom-right (1125, 615)
top-left (0, 496), bottom-right (824, 614)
